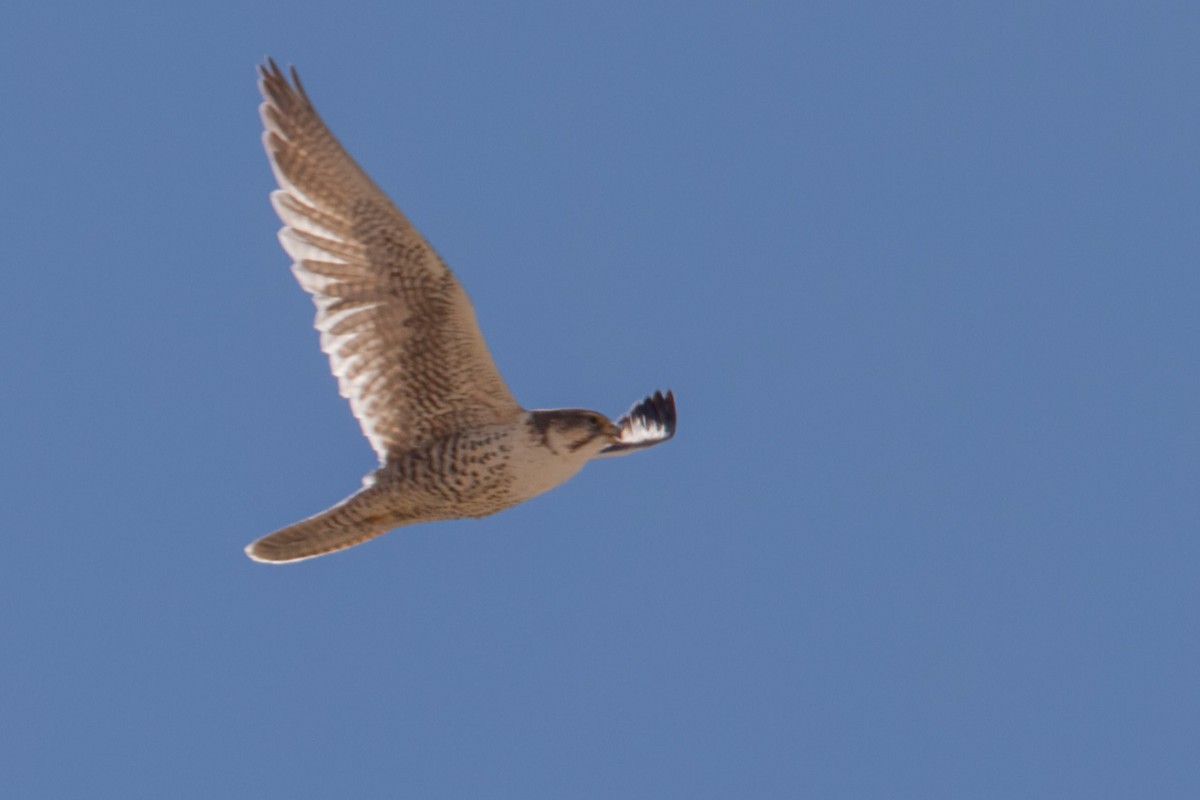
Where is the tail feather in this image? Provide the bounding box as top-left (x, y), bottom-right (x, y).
top-left (245, 485), bottom-right (401, 564)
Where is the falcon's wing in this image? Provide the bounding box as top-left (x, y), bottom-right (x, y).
top-left (598, 390), bottom-right (677, 456)
top-left (259, 59), bottom-right (519, 461)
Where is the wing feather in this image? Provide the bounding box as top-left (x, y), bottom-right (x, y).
top-left (258, 59), bottom-right (519, 461)
top-left (598, 390), bottom-right (677, 456)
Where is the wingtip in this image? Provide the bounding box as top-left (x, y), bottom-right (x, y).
top-left (598, 388), bottom-right (678, 456)
top-left (258, 56), bottom-right (280, 83)
top-left (660, 389), bottom-right (678, 437)
top-left (257, 57), bottom-right (309, 104)
top-left (637, 389), bottom-right (677, 438)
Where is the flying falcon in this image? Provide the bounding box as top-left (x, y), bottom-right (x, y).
top-left (244, 60), bottom-right (677, 563)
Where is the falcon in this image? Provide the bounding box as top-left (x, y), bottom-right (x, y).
top-left (244, 60), bottom-right (677, 563)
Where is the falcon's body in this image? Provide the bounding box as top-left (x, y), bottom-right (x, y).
top-left (245, 61), bottom-right (676, 563)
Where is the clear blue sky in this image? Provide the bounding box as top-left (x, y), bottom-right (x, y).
top-left (2, 1), bottom-right (1197, 797)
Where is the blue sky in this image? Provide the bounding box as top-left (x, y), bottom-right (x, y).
top-left (2, 1), bottom-right (1197, 797)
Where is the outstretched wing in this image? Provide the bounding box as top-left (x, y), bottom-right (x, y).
top-left (259, 59), bottom-right (519, 461)
top-left (599, 390), bottom-right (677, 456)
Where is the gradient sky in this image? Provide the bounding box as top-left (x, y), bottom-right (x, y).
top-left (2, 2), bottom-right (1198, 797)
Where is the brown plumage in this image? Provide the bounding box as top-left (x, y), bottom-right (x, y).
top-left (245, 61), bottom-right (676, 563)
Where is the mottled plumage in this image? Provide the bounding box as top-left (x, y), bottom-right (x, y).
top-left (245, 60), bottom-right (676, 564)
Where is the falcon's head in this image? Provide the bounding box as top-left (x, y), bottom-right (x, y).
top-left (529, 390), bottom-right (676, 459)
top-left (529, 409), bottom-right (623, 456)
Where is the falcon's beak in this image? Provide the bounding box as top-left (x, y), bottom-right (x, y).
top-left (603, 421), bottom-right (623, 441)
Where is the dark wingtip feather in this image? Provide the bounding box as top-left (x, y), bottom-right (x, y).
top-left (599, 389), bottom-right (677, 455)
top-left (257, 57), bottom-right (317, 124)
top-left (632, 389), bottom-right (676, 439)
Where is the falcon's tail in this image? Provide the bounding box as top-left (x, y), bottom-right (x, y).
top-left (245, 483), bottom-right (400, 564)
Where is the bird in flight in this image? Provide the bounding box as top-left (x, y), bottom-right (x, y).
top-left (245, 60), bottom-right (677, 563)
